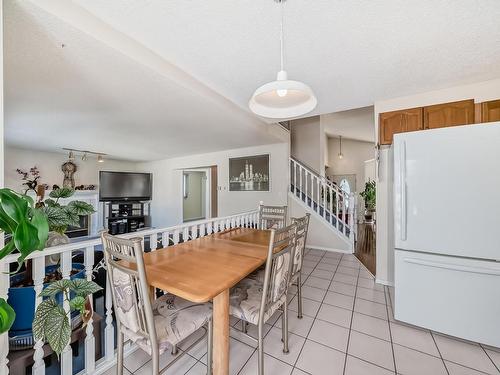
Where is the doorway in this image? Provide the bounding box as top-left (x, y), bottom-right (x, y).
top-left (182, 166), bottom-right (218, 223)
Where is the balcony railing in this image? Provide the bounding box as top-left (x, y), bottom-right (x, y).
top-left (0, 209), bottom-right (259, 375)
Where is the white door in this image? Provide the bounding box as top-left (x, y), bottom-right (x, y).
top-left (394, 122), bottom-right (500, 260)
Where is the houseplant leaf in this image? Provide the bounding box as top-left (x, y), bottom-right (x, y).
top-left (44, 206), bottom-right (69, 228)
top-left (0, 298), bottom-right (15, 334)
top-left (31, 209), bottom-right (49, 250)
top-left (0, 240), bottom-right (16, 259)
top-left (44, 198), bottom-right (59, 208)
top-left (69, 279), bottom-right (102, 298)
top-left (67, 200), bottom-right (95, 216)
top-left (33, 299), bottom-right (71, 355)
top-left (49, 188), bottom-right (74, 199)
top-left (0, 189), bottom-right (28, 224)
top-left (64, 207), bottom-right (81, 227)
top-left (69, 296), bottom-right (86, 314)
top-left (39, 279), bottom-right (71, 297)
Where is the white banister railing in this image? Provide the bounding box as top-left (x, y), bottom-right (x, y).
top-left (0, 209), bottom-right (259, 375)
top-left (290, 157), bottom-right (355, 243)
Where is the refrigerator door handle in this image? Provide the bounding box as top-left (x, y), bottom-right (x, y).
top-left (404, 257), bottom-right (500, 276)
top-left (399, 141), bottom-right (407, 241)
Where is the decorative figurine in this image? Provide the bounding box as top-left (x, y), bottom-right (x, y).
top-left (61, 161), bottom-right (77, 188)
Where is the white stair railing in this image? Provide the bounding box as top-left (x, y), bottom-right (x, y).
top-left (0, 209), bottom-right (259, 375)
top-left (290, 157), bottom-right (355, 242)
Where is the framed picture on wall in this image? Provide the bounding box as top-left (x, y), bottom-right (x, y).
top-left (229, 154), bottom-right (270, 191)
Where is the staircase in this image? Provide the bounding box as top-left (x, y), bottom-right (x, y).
top-left (289, 157), bottom-right (356, 246)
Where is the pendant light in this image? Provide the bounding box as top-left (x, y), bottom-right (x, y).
top-left (249, 0), bottom-right (317, 119)
top-left (338, 136), bottom-right (344, 159)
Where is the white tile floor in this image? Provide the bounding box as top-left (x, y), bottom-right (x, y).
top-left (113, 250), bottom-right (500, 375)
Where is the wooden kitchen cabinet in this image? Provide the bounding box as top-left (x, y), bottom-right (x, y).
top-left (379, 107), bottom-right (423, 145)
top-left (423, 99), bottom-right (475, 129)
top-left (481, 99), bottom-right (500, 123)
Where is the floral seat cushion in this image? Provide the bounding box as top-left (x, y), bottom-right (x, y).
top-left (229, 276), bottom-right (286, 325)
top-left (119, 293), bottom-right (212, 356)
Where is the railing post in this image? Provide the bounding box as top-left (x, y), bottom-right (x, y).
top-left (104, 276), bottom-right (115, 361)
top-left (329, 186), bottom-right (333, 225)
top-left (60, 251), bottom-right (73, 375)
top-left (0, 262), bottom-right (8, 375)
top-left (84, 246), bottom-right (96, 373)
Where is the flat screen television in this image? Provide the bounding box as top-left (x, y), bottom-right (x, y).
top-left (99, 171), bottom-right (152, 201)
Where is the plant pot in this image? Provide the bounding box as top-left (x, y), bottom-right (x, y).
top-left (364, 208), bottom-right (375, 222)
top-left (7, 263), bottom-right (85, 336)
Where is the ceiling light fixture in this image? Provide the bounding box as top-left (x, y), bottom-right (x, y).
top-left (97, 154), bottom-right (104, 163)
top-left (68, 150), bottom-right (74, 161)
top-left (249, 0), bottom-right (317, 119)
top-left (81, 152), bottom-right (87, 161)
top-left (338, 136), bottom-right (344, 159)
top-left (63, 148), bottom-right (107, 163)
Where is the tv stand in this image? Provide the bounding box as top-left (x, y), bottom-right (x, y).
top-left (103, 201), bottom-right (151, 235)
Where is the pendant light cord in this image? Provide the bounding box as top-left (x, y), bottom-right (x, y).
top-left (280, 0), bottom-right (284, 71)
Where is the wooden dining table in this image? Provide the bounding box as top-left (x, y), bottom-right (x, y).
top-left (140, 227), bottom-right (271, 375)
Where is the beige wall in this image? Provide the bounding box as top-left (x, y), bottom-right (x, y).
top-left (183, 171), bottom-right (205, 221)
top-left (4, 145), bottom-right (139, 192)
top-left (374, 77), bottom-right (500, 286)
top-left (290, 116), bottom-right (322, 174)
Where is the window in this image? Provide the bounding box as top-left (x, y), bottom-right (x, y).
top-left (183, 173), bottom-right (189, 198)
top-left (339, 178), bottom-right (350, 208)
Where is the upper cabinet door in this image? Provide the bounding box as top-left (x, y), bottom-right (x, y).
top-left (481, 100), bottom-right (500, 123)
top-left (379, 107), bottom-right (423, 145)
top-left (424, 99), bottom-right (475, 129)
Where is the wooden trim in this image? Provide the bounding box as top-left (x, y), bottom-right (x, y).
top-left (475, 103), bottom-right (482, 123)
top-left (210, 165), bottom-right (218, 218)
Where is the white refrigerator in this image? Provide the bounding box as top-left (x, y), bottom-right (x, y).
top-left (393, 121), bottom-right (500, 347)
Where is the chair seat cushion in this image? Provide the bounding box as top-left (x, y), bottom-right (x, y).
top-left (122, 293), bottom-right (212, 355)
top-left (229, 276), bottom-right (286, 325)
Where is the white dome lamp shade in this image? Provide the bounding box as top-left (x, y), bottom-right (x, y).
top-left (249, 0), bottom-right (317, 119)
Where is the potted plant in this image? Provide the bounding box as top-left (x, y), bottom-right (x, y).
top-left (359, 180), bottom-right (376, 222)
top-left (0, 188), bottom-right (101, 357)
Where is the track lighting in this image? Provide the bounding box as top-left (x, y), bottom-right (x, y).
top-left (63, 148), bottom-right (106, 163)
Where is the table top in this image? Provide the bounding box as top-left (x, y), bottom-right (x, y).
top-left (139, 228), bottom-right (272, 303)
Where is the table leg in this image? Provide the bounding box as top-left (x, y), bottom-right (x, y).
top-left (213, 289), bottom-right (229, 375)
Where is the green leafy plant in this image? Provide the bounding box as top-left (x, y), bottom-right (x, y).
top-left (33, 279), bottom-right (102, 355)
top-left (360, 180), bottom-right (376, 211)
top-left (0, 188), bottom-right (49, 333)
top-left (43, 188), bottom-right (95, 234)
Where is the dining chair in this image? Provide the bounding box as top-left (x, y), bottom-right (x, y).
top-left (229, 224), bottom-right (297, 375)
top-left (101, 233), bottom-right (213, 375)
top-left (290, 214), bottom-right (311, 319)
top-left (258, 203), bottom-right (288, 229)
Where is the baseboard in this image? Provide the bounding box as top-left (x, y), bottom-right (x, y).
top-left (308, 245), bottom-right (354, 254)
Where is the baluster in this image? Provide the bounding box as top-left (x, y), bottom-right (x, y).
top-left (335, 189), bottom-right (339, 228)
top-left (199, 223), bottom-right (206, 237)
top-left (299, 165), bottom-right (303, 200)
top-left (290, 159), bottom-right (295, 192)
top-left (104, 276), bottom-right (115, 361)
top-left (173, 229), bottom-right (180, 244)
top-left (162, 231), bottom-right (169, 247)
top-left (322, 182), bottom-right (326, 219)
top-left (149, 233), bottom-right (157, 251)
top-left (226, 218), bottom-right (231, 229)
top-left (183, 227), bottom-right (189, 242)
top-left (206, 221), bottom-right (213, 234)
top-left (31, 257), bottom-right (46, 375)
top-left (84, 247), bottom-right (96, 373)
top-left (329, 186), bottom-right (333, 225)
top-left (0, 262), bottom-right (9, 374)
top-left (348, 193), bottom-right (355, 240)
top-left (60, 251), bottom-right (73, 375)
top-left (231, 217), bottom-right (235, 228)
top-left (342, 194), bottom-right (347, 234)
top-left (191, 225), bottom-right (198, 239)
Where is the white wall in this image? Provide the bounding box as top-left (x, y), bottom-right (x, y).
top-left (290, 116), bottom-right (322, 173)
top-left (4, 145), bottom-right (140, 192)
top-left (374, 77), bottom-right (500, 285)
top-left (139, 142), bottom-right (289, 228)
top-left (327, 137), bottom-right (375, 194)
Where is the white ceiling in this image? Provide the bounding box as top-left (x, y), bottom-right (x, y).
top-left (322, 106), bottom-right (375, 143)
top-left (73, 0), bottom-right (500, 115)
top-left (5, 1), bottom-right (280, 161)
top-left (5, 0), bottom-right (500, 160)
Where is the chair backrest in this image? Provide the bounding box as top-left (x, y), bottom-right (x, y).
top-left (101, 233), bottom-right (157, 349)
top-left (258, 204), bottom-right (288, 230)
top-left (291, 214), bottom-right (311, 277)
top-left (258, 224), bottom-right (297, 324)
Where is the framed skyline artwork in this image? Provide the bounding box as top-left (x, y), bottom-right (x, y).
top-left (229, 154), bottom-right (270, 191)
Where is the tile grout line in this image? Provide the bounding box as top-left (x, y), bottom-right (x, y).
top-left (290, 249), bottom-right (342, 373)
top-left (384, 285), bottom-right (398, 375)
top-left (429, 330), bottom-right (450, 375)
top-left (480, 344), bottom-right (500, 373)
top-left (342, 254), bottom-right (361, 375)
